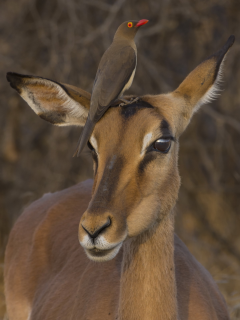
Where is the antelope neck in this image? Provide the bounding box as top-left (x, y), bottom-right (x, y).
top-left (118, 211), bottom-right (178, 320)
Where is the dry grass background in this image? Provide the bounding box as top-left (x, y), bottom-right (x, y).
top-left (0, 0), bottom-right (240, 318)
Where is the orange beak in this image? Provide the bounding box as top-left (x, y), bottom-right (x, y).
top-left (136, 19), bottom-right (149, 27)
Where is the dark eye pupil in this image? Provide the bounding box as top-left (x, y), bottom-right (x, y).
top-left (153, 139), bottom-right (171, 153)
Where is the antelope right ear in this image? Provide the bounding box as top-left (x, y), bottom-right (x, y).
top-left (171, 35), bottom-right (235, 135)
top-left (6, 72), bottom-right (91, 127)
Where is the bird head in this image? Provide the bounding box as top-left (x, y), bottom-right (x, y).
top-left (114, 19), bottom-right (149, 41)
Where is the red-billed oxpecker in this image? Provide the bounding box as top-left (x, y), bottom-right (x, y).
top-left (75, 19), bottom-right (149, 155)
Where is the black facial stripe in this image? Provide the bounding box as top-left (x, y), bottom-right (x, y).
top-left (121, 106), bottom-right (139, 118)
top-left (160, 119), bottom-right (172, 136)
top-left (138, 152), bottom-right (157, 174)
top-left (89, 155), bottom-right (125, 213)
top-left (120, 100), bottom-right (154, 119)
top-left (92, 152), bottom-right (98, 175)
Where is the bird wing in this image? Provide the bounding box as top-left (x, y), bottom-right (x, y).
top-left (90, 45), bottom-right (136, 121)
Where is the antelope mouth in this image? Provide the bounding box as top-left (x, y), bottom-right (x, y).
top-left (84, 243), bottom-right (123, 262)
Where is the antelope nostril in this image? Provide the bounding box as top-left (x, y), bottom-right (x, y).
top-left (82, 217), bottom-right (111, 239)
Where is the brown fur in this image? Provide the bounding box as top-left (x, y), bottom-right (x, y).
top-left (4, 37), bottom-right (234, 320)
top-left (4, 181), bottom-right (229, 320)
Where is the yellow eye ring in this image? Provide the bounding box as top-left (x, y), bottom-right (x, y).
top-left (128, 22), bottom-right (133, 28)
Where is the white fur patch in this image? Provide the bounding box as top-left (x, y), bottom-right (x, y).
top-left (21, 78), bottom-right (88, 126)
top-left (141, 132), bottom-right (153, 155)
top-left (80, 234), bottom-right (120, 251)
top-left (84, 242), bottom-right (123, 262)
top-left (89, 136), bottom-right (98, 154)
top-left (193, 57), bottom-right (225, 113)
top-left (95, 236), bottom-right (119, 250)
top-left (54, 84), bottom-right (88, 126)
top-left (80, 233), bottom-right (123, 261)
top-left (80, 234), bottom-right (94, 249)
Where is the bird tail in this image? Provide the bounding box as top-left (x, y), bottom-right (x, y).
top-left (73, 117), bottom-right (95, 157)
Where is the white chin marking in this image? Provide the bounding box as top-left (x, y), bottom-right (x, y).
top-left (80, 235), bottom-right (94, 249)
top-left (85, 242), bottom-right (122, 262)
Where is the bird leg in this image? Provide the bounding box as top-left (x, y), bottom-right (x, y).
top-left (119, 97), bottom-right (140, 106)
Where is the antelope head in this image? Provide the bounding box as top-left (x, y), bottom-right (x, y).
top-left (7, 36), bottom-right (234, 262)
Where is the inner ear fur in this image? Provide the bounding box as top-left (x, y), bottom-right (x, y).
top-left (171, 35), bottom-right (235, 135)
top-left (6, 72), bottom-right (91, 126)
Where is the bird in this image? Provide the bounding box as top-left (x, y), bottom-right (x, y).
top-left (75, 19), bottom-right (149, 156)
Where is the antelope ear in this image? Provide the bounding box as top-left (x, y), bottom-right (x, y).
top-left (172, 35), bottom-right (235, 134)
top-left (6, 72), bottom-right (91, 126)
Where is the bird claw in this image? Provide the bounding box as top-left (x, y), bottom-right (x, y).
top-left (119, 97), bottom-right (140, 107)
top-left (129, 97), bottom-right (140, 104)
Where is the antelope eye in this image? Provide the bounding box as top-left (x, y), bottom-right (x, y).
top-left (87, 141), bottom-right (95, 152)
top-left (153, 139), bottom-right (171, 153)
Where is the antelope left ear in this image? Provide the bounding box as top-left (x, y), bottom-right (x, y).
top-left (6, 72), bottom-right (91, 127)
top-left (172, 35), bottom-right (235, 135)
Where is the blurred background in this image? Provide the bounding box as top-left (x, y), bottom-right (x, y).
top-left (0, 0), bottom-right (240, 318)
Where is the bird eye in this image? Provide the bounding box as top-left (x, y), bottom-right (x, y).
top-left (128, 22), bottom-right (133, 28)
top-left (153, 139), bottom-right (171, 153)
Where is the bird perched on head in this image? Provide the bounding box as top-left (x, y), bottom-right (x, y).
top-left (75, 19), bottom-right (149, 156)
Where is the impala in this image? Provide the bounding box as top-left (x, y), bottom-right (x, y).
top-left (4, 35), bottom-right (235, 320)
